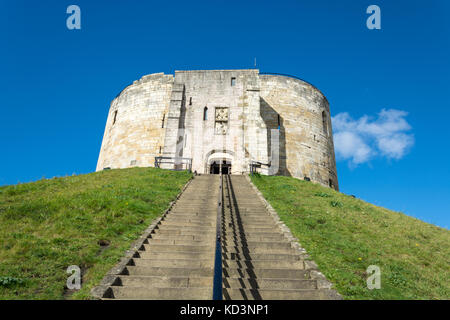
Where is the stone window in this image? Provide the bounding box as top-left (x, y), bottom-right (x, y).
top-left (159, 146), bottom-right (162, 154)
top-left (161, 113), bottom-right (165, 128)
top-left (113, 110), bottom-right (118, 125)
top-left (189, 97), bottom-right (192, 105)
top-left (130, 160), bottom-right (136, 166)
top-left (203, 107), bottom-right (208, 121)
top-left (231, 77), bottom-right (236, 86)
top-left (322, 111), bottom-right (328, 136)
top-left (277, 115), bottom-right (281, 129)
top-left (215, 107), bottom-right (229, 135)
top-left (329, 179), bottom-right (333, 188)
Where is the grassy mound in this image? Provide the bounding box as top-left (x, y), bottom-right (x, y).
top-left (0, 168), bottom-right (192, 299)
top-left (250, 174), bottom-right (449, 300)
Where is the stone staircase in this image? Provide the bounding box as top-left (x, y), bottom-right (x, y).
top-left (100, 175), bottom-right (219, 299)
top-left (221, 175), bottom-right (340, 300)
top-left (93, 174), bottom-right (340, 300)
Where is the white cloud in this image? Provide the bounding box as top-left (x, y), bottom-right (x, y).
top-left (332, 109), bottom-right (414, 166)
top-left (334, 131), bottom-right (373, 164)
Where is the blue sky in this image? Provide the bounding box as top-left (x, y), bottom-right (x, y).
top-left (1, 0), bottom-right (449, 228)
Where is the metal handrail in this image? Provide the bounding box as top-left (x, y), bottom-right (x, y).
top-left (249, 160), bottom-right (271, 175)
top-left (212, 173), bottom-right (223, 300)
top-left (154, 156), bottom-right (192, 172)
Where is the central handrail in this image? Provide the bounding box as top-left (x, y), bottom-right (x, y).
top-left (212, 173), bottom-right (223, 300)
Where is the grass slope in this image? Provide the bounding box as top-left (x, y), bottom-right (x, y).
top-left (0, 168), bottom-right (192, 299)
top-left (250, 174), bottom-right (449, 300)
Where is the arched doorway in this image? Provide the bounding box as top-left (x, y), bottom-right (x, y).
top-left (209, 159), bottom-right (231, 174)
top-left (206, 151), bottom-right (234, 175)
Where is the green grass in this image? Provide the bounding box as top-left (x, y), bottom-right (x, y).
top-left (0, 167), bottom-right (192, 299)
top-left (250, 174), bottom-right (450, 300)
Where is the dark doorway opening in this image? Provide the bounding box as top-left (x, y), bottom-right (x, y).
top-left (210, 160), bottom-right (231, 174)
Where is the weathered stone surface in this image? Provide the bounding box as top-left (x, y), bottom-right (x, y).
top-left (96, 69), bottom-right (338, 190)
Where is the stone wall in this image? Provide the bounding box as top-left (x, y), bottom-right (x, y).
top-left (96, 73), bottom-right (173, 171)
top-left (96, 70), bottom-right (338, 190)
top-left (164, 70), bottom-right (268, 175)
top-left (259, 74), bottom-right (338, 190)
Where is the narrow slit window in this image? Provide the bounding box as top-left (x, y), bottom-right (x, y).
top-left (159, 146), bottom-right (162, 154)
top-left (203, 107), bottom-right (208, 120)
top-left (231, 77), bottom-right (236, 86)
top-left (113, 110), bottom-right (118, 125)
top-left (161, 113), bottom-right (165, 128)
top-left (189, 97), bottom-right (192, 105)
top-left (277, 115), bottom-right (281, 130)
top-left (322, 111), bottom-right (328, 136)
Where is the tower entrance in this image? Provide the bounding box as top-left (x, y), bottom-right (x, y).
top-left (209, 160), bottom-right (231, 174)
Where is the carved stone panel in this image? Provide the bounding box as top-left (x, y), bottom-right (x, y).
top-left (215, 107), bottom-right (228, 134)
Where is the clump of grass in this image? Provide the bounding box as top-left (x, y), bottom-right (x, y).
top-left (330, 200), bottom-right (343, 208)
top-left (315, 192), bottom-right (332, 198)
top-left (250, 174), bottom-right (450, 300)
top-left (0, 277), bottom-right (24, 288)
top-left (0, 167), bottom-right (192, 299)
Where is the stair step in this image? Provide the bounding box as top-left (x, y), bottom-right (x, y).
top-left (225, 204), bottom-right (268, 208)
top-left (116, 275), bottom-right (213, 288)
top-left (160, 220), bottom-right (215, 227)
top-left (222, 268), bottom-right (310, 279)
top-left (222, 278), bottom-right (317, 290)
top-left (222, 231), bottom-right (283, 237)
top-left (143, 244), bottom-right (214, 252)
top-left (224, 220), bottom-right (276, 225)
top-left (130, 258), bottom-right (214, 268)
top-left (163, 214), bottom-right (217, 224)
top-left (223, 252), bottom-right (303, 261)
top-left (223, 216), bottom-right (274, 221)
top-left (125, 266), bottom-right (214, 277)
top-left (137, 251), bottom-right (212, 260)
top-left (222, 288), bottom-right (342, 300)
top-left (222, 259), bottom-right (305, 269)
top-left (221, 234), bottom-right (286, 241)
top-left (225, 225), bottom-right (280, 233)
top-left (147, 238), bottom-right (208, 245)
top-left (158, 223), bottom-right (215, 229)
top-left (155, 225), bottom-right (215, 232)
top-left (222, 246), bottom-right (296, 254)
top-left (110, 286), bottom-right (212, 300)
top-left (150, 234), bottom-right (214, 241)
top-left (167, 213), bottom-right (216, 218)
top-left (171, 203), bottom-right (217, 208)
top-left (153, 229), bottom-right (216, 236)
top-left (222, 241), bottom-right (292, 249)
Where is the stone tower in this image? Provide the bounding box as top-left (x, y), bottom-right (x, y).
top-left (96, 69), bottom-right (338, 190)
